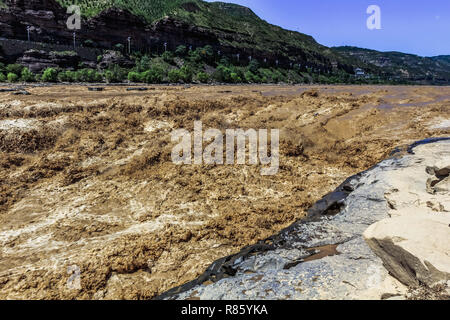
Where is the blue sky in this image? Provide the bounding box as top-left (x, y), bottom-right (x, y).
top-left (206, 0), bottom-right (450, 57)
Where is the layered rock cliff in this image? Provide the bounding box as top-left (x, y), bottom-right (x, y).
top-left (0, 0), bottom-right (349, 71)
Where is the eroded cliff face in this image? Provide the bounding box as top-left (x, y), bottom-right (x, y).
top-left (0, 0), bottom-right (335, 69)
top-left (0, 0), bottom-right (231, 59)
top-left (0, 0), bottom-right (67, 41)
top-left (16, 49), bottom-right (81, 73)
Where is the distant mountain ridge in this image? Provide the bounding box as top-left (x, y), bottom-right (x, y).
top-left (333, 46), bottom-right (450, 83)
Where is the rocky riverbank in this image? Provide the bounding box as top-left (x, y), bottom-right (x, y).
top-left (158, 138), bottom-right (450, 300)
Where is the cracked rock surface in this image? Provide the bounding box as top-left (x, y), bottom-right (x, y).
top-left (364, 141), bottom-right (450, 290)
top-left (161, 140), bottom-right (450, 300)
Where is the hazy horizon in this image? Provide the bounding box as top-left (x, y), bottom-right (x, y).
top-left (206, 0), bottom-right (450, 57)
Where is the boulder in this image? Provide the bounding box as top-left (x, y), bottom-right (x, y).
top-left (364, 156), bottom-right (450, 289)
top-left (16, 49), bottom-right (57, 73)
top-left (436, 166), bottom-right (450, 177)
top-left (79, 61), bottom-right (97, 69)
top-left (49, 51), bottom-right (81, 69)
top-left (426, 164), bottom-right (450, 195)
top-left (98, 50), bottom-right (134, 69)
top-left (434, 176), bottom-right (450, 194)
top-left (364, 213), bottom-right (450, 288)
top-left (17, 49), bottom-right (81, 73)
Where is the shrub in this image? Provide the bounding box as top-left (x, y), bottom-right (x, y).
top-left (104, 70), bottom-right (114, 83)
top-left (75, 68), bottom-right (102, 82)
top-left (248, 59), bottom-right (260, 74)
top-left (253, 74), bottom-right (262, 83)
top-left (136, 55), bottom-right (152, 72)
top-left (0, 73), bottom-right (6, 82)
top-left (271, 69), bottom-right (286, 83)
top-left (230, 72), bottom-right (241, 83)
top-left (219, 57), bottom-right (231, 67)
top-left (114, 43), bottom-right (124, 51)
top-left (58, 70), bottom-right (76, 82)
top-left (41, 68), bottom-right (58, 82)
top-left (244, 71), bottom-right (255, 83)
top-left (287, 70), bottom-right (303, 84)
top-left (188, 49), bottom-right (202, 63)
top-left (141, 66), bottom-right (164, 84)
top-left (259, 68), bottom-right (275, 82)
top-left (196, 72), bottom-right (209, 83)
top-left (161, 51), bottom-right (174, 63)
top-left (104, 65), bottom-right (127, 83)
top-left (21, 68), bottom-right (35, 82)
top-left (7, 72), bottom-right (19, 83)
top-left (168, 69), bottom-right (181, 83)
top-left (128, 71), bottom-right (142, 82)
top-left (179, 65), bottom-right (193, 83)
top-left (51, 50), bottom-right (77, 57)
top-left (175, 45), bottom-right (187, 56)
top-left (83, 39), bottom-right (95, 47)
top-left (214, 65), bottom-right (247, 83)
top-left (213, 65), bottom-right (231, 82)
top-left (6, 64), bottom-right (24, 75)
top-left (198, 45), bottom-right (213, 62)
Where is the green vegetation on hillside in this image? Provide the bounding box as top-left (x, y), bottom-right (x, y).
top-left (55, 0), bottom-right (196, 21)
top-left (0, 47), bottom-right (413, 85)
top-left (52, 0), bottom-right (345, 69)
top-left (431, 55), bottom-right (450, 70)
top-left (1, 0), bottom-right (448, 83)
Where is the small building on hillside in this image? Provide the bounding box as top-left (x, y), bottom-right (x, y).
top-left (354, 68), bottom-right (365, 76)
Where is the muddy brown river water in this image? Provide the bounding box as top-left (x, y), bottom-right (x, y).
top-left (0, 84), bottom-right (448, 299)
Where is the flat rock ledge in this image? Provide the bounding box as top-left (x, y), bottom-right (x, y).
top-left (158, 138), bottom-right (450, 300)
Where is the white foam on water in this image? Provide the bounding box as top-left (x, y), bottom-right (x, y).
top-left (430, 119), bottom-right (450, 130)
top-left (0, 119), bottom-right (37, 130)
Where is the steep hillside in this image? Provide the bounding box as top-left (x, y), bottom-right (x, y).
top-left (333, 46), bottom-right (450, 83)
top-left (431, 55), bottom-right (450, 68)
top-left (0, 0), bottom-right (449, 83)
top-left (52, 0), bottom-right (345, 67)
top-left (0, 0), bottom-right (350, 72)
top-left (56, 0), bottom-right (190, 22)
